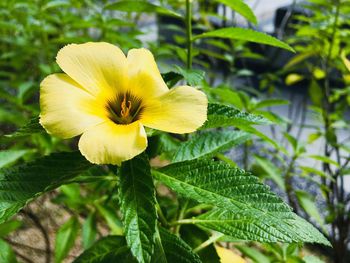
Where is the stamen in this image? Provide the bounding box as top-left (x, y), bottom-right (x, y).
top-left (120, 94), bottom-right (132, 118)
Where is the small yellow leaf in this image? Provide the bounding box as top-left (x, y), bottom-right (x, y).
top-left (313, 68), bottom-right (325, 80)
top-left (341, 51), bottom-right (350, 72)
top-left (285, 73), bottom-right (304, 86)
top-left (215, 246), bottom-right (246, 263)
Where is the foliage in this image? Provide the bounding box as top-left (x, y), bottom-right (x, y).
top-left (1, 0), bottom-right (345, 263)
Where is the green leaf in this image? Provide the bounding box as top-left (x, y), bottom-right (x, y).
top-left (0, 220), bottom-right (22, 238)
top-left (82, 212), bottom-right (97, 249)
top-left (202, 103), bottom-right (271, 129)
top-left (234, 245), bottom-right (270, 263)
top-left (173, 130), bottom-right (250, 162)
top-left (194, 208), bottom-right (328, 244)
top-left (104, 1), bottom-right (181, 18)
top-left (96, 204), bottom-right (123, 235)
top-left (153, 160), bottom-right (330, 245)
top-left (174, 66), bottom-right (206, 86)
top-left (308, 155), bottom-right (340, 167)
top-left (253, 99), bottom-right (289, 110)
top-left (119, 153), bottom-right (157, 263)
top-left (254, 155), bottom-right (285, 191)
top-left (180, 225), bottom-right (220, 263)
top-left (74, 236), bottom-right (137, 263)
top-left (0, 151), bottom-right (92, 224)
top-left (215, 0), bottom-right (257, 24)
top-left (295, 190), bottom-right (325, 229)
top-left (75, 229), bottom-right (201, 263)
top-left (55, 216), bottom-right (79, 263)
top-left (5, 117), bottom-right (45, 137)
top-left (0, 150), bottom-right (30, 168)
top-left (152, 227), bottom-right (202, 263)
top-left (194, 28), bottom-right (294, 52)
top-left (0, 238), bottom-right (17, 263)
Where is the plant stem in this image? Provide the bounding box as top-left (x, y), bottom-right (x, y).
top-left (186, 0), bottom-right (193, 70)
top-left (193, 233), bottom-right (225, 253)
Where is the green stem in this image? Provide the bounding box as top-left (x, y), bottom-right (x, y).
top-left (185, 0), bottom-right (193, 70)
top-left (193, 233), bottom-right (225, 253)
top-left (174, 200), bottom-right (189, 234)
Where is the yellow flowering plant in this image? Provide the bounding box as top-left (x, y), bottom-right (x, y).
top-left (0, 1), bottom-right (333, 263)
top-left (39, 42), bottom-right (208, 165)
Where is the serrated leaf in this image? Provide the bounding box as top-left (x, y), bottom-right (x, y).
top-left (75, 229), bottom-right (201, 263)
top-left (55, 216), bottom-right (79, 263)
top-left (202, 103), bottom-right (271, 129)
top-left (0, 152), bottom-right (92, 224)
top-left (174, 66), bottom-right (206, 86)
top-left (194, 208), bottom-right (329, 245)
top-left (215, 0), bottom-right (257, 24)
top-left (119, 153), bottom-right (157, 263)
top-left (152, 160), bottom-right (330, 245)
top-left (0, 150), bottom-right (31, 168)
top-left (194, 28), bottom-right (294, 52)
top-left (152, 227), bottom-right (202, 263)
top-left (173, 130), bottom-right (250, 162)
top-left (5, 117), bottom-right (45, 137)
top-left (74, 236), bottom-right (137, 263)
top-left (104, 1), bottom-right (181, 18)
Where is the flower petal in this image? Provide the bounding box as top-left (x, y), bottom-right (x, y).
top-left (78, 121), bottom-right (147, 165)
top-left (140, 86), bottom-right (208, 133)
top-left (127, 48), bottom-right (168, 98)
top-left (56, 42), bottom-right (128, 98)
top-left (40, 74), bottom-right (106, 139)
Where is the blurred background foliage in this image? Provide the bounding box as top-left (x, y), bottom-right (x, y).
top-left (0, 0), bottom-right (350, 262)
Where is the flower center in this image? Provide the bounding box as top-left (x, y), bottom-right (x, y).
top-left (106, 92), bottom-right (144, 125)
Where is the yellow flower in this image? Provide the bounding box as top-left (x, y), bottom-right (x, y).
top-left (40, 42), bottom-right (207, 165)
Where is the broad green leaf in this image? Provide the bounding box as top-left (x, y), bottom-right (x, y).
top-left (0, 150), bottom-right (30, 168)
top-left (254, 155), bottom-right (285, 191)
top-left (74, 236), bottom-right (137, 263)
top-left (154, 159), bottom-right (290, 214)
top-left (0, 151), bottom-right (92, 224)
top-left (0, 238), bottom-right (17, 263)
top-left (194, 208), bottom-right (329, 245)
top-left (173, 130), bottom-right (250, 162)
top-left (153, 160), bottom-right (330, 245)
top-left (55, 217), bottom-right (79, 263)
top-left (194, 28), bottom-right (294, 52)
top-left (75, 229), bottom-right (201, 263)
top-left (152, 228), bottom-right (201, 263)
top-left (119, 153), bottom-right (157, 263)
top-left (215, 0), bottom-right (257, 24)
top-left (202, 103), bottom-right (271, 129)
top-left (104, 1), bottom-right (181, 18)
top-left (5, 117), bottom-right (45, 137)
top-left (82, 212), bottom-right (97, 249)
